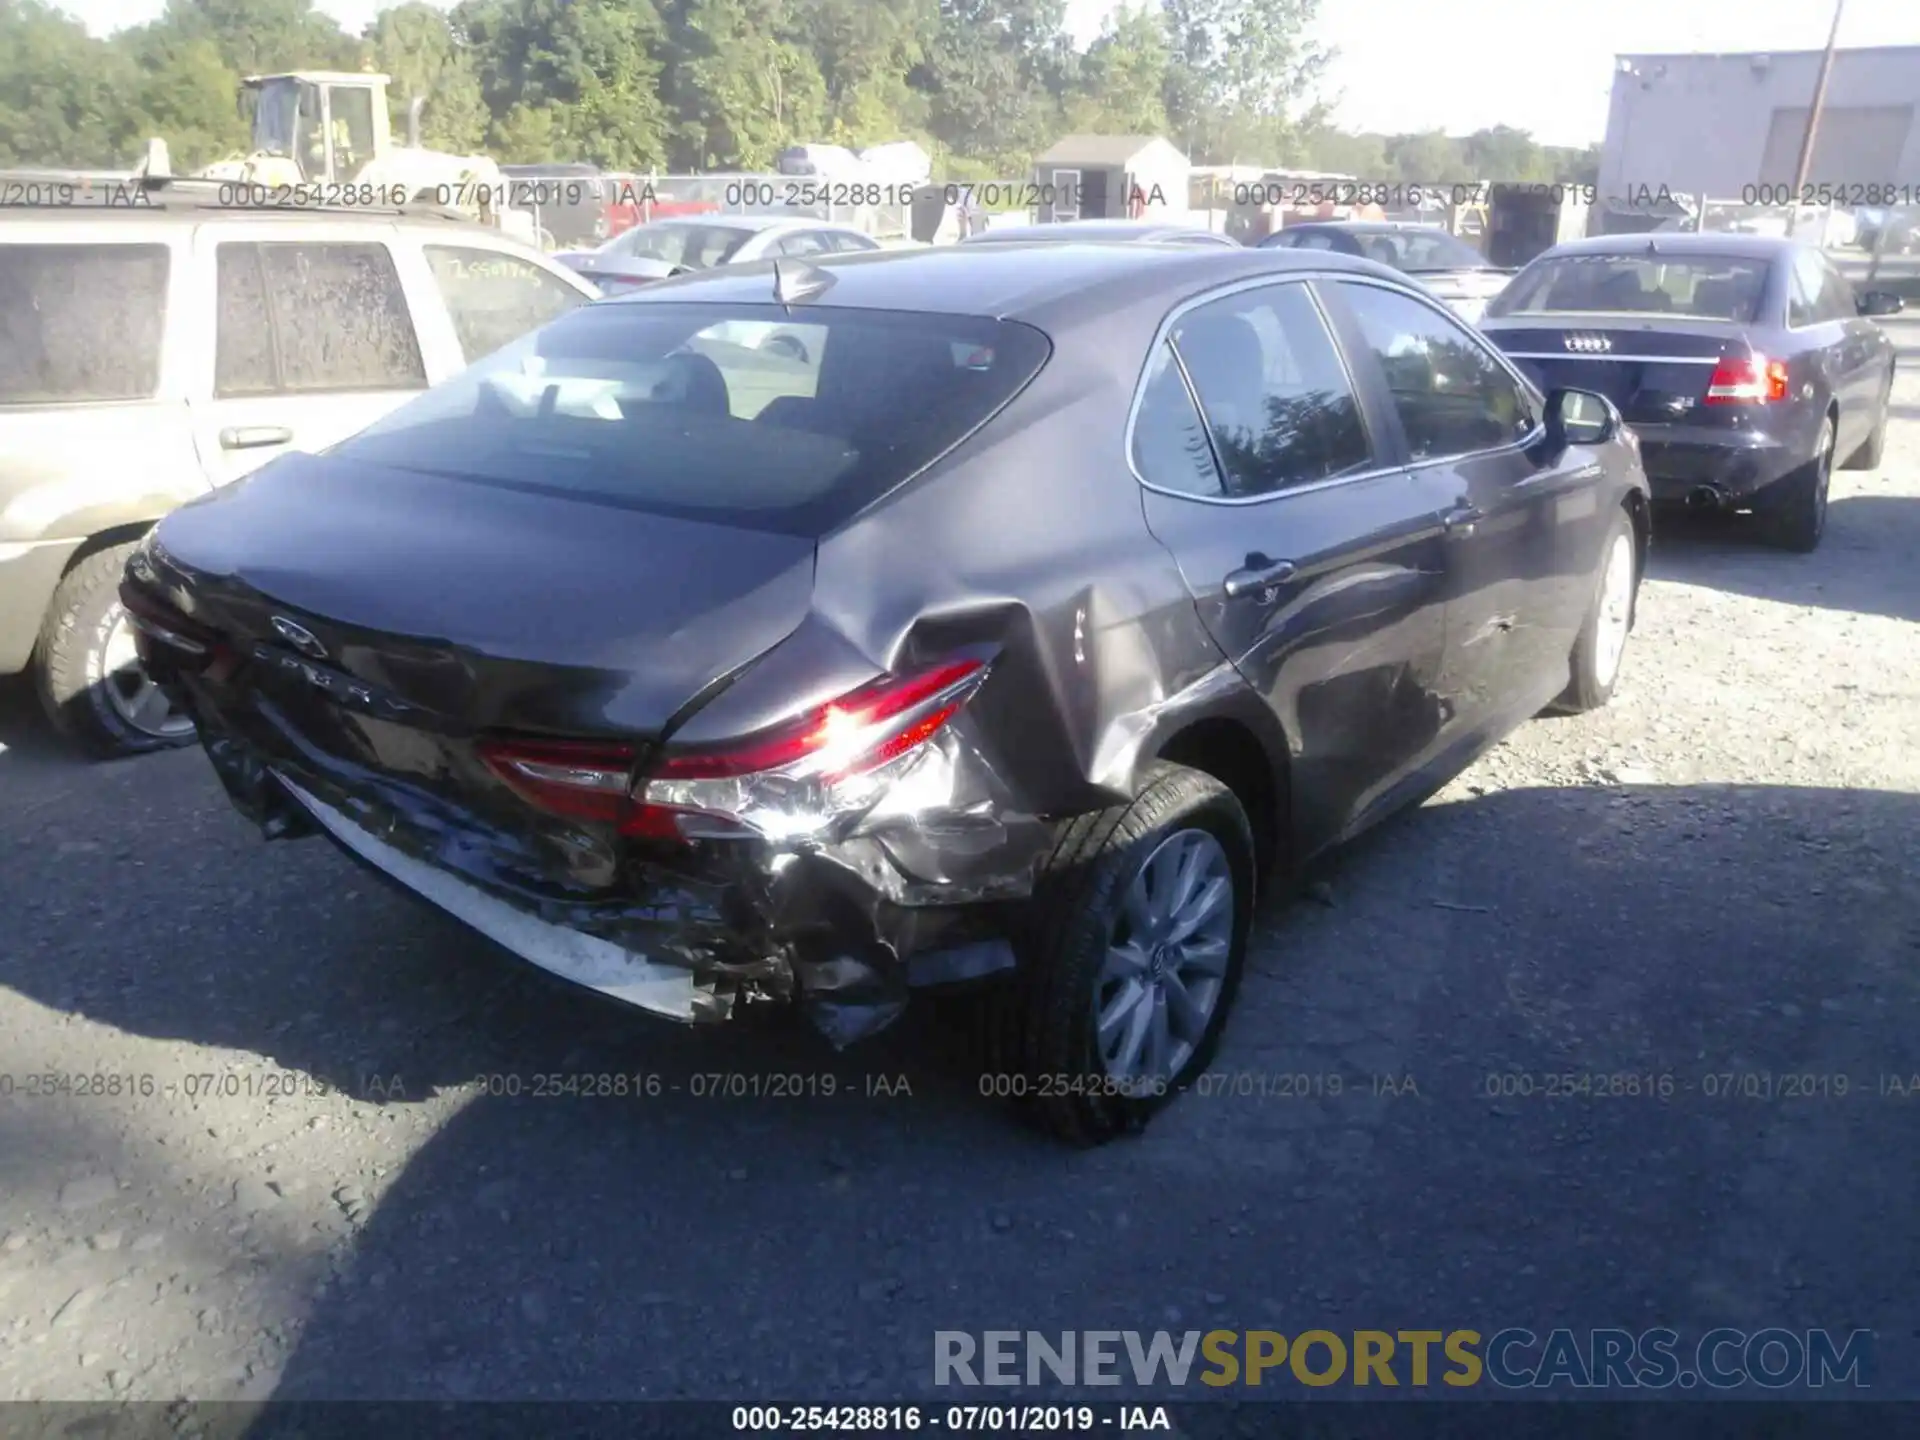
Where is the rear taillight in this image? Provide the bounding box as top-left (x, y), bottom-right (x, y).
top-left (1704, 354), bottom-right (1789, 404)
top-left (478, 737), bottom-right (644, 829)
top-left (477, 656), bottom-right (991, 842)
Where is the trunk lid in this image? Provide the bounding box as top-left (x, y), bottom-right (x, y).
top-left (1481, 320), bottom-right (1748, 426)
top-left (155, 449), bottom-right (815, 741)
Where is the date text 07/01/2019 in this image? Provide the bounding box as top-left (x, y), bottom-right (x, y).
top-left (730, 1404), bottom-right (1172, 1432)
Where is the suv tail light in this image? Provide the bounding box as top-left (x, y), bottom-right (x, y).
top-left (477, 656), bottom-right (991, 842)
top-left (1704, 353), bottom-right (1789, 404)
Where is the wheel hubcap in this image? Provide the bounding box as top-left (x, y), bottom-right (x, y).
top-left (1592, 532), bottom-right (1634, 688)
top-left (1093, 828), bottom-right (1235, 1086)
top-left (1814, 423), bottom-right (1832, 531)
top-left (98, 606), bottom-right (195, 740)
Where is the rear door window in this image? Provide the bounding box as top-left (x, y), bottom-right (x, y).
top-left (328, 302), bottom-right (1051, 536)
top-left (215, 241), bottom-right (426, 397)
top-left (1165, 281), bottom-right (1372, 497)
top-left (0, 243), bottom-right (170, 404)
top-left (424, 245), bottom-right (588, 363)
top-left (1131, 343), bottom-right (1225, 497)
top-left (1335, 281), bottom-right (1535, 462)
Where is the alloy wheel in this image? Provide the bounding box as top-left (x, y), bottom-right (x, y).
top-left (1591, 531), bottom-right (1635, 689)
top-left (96, 605), bottom-right (195, 741)
top-left (1092, 828), bottom-right (1235, 1086)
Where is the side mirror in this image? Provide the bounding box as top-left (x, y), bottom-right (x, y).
top-left (1858, 290), bottom-right (1905, 318)
top-left (1545, 387), bottom-right (1619, 447)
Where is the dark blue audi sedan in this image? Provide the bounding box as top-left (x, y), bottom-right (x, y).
top-left (1480, 233), bottom-right (1902, 552)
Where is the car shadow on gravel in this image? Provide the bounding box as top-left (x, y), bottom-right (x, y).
top-left (1646, 495), bottom-right (1920, 624)
top-left (204, 779), bottom-right (1920, 1406)
top-left (0, 675), bottom-right (65, 765)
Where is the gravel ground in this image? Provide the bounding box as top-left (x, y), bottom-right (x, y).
top-left (1, 332), bottom-right (1917, 1408)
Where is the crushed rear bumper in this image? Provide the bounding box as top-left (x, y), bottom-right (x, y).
top-left (171, 668), bottom-right (1057, 1048)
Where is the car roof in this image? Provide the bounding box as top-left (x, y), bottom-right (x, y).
top-left (639, 213), bottom-right (849, 235)
top-left (608, 241), bottom-right (1399, 324)
top-left (1285, 221), bottom-right (1443, 234)
top-left (1537, 232), bottom-right (1798, 261)
top-left (970, 219), bottom-right (1226, 242)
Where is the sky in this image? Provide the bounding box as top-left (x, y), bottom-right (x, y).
top-left (57, 0), bottom-right (1920, 150)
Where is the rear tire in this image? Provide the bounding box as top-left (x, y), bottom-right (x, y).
top-left (34, 542), bottom-right (197, 759)
top-left (1548, 509), bottom-right (1638, 715)
top-left (989, 762), bottom-right (1254, 1147)
top-left (1841, 372), bottom-right (1891, 471)
top-left (1762, 415), bottom-right (1834, 553)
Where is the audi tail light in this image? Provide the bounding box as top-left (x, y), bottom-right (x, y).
top-left (1704, 353), bottom-right (1789, 404)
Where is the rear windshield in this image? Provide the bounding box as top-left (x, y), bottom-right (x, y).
top-left (608, 224), bottom-right (752, 269)
top-left (0, 243), bottom-right (170, 404)
top-left (1359, 229), bottom-right (1490, 273)
top-left (1489, 253), bottom-right (1772, 322)
top-left (330, 301), bottom-right (1052, 537)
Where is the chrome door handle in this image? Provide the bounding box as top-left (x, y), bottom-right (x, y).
top-left (219, 425), bottom-right (294, 450)
top-left (1223, 554), bottom-right (1297, 600)
top-left (1444, 504), bottom-right (1485, 535)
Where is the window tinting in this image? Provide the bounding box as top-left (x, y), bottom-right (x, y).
top-left (1815, 257), bottom-right (1856, 324)
top-left (216, 242), bottom-right (425, 397)
top-left (611, 223), bottom-right (751, 270)
top-left (1490, 253), bottom-right (1771, 323)
top-left (1131, 343), bottom-right (1223, 497)
top-left (0, 244), bottom-right (169, 404)
top-left (1168, 283), bottom-right (1371, 497)
top-left (330, 303), bottom-right (1050, 538)
top-left (1338, 282), bottom-right (1534, 462)
top-left (1787, 250), bottom-right (1821, 328)
top-left (425, 246), bottom-right (587, 363)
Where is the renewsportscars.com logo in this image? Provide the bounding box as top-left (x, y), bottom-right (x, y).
top-left (933, 1328), bottom-right (1873, 1390)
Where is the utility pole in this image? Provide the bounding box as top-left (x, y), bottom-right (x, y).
top-left (1789, 0), bottom-right (1846, 197)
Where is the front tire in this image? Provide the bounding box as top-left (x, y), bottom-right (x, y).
top-left (1763, 414), bottom-right (1834, 553)
top-left (34, 542), bottom-right (197, 759)
top-left (1550, 509), bottom-right (1638, 715)
top-left (992, 762), bottom-right (1255, 1146)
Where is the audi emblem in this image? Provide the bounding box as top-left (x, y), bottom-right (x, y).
top-left (1563, 333), bottom-right (1613, 354)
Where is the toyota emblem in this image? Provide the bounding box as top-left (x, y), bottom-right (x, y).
top-left (270, 615), bottom-right (327, 660)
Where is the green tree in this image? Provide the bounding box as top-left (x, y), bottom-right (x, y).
top-left (0, 0), bottom-right (140, 167)
top-left (913, 0), bottom-right (1067, 170)
top-left (658, 0), bottom-right (825, 169)
top-left (455, 0), bottom-right (669, 168)
top-left (1061, 4), bottom-right (1169, 136)
top-left (150, 0), bottom-right (361, 76)
top-left (112, 29), bottom-right (250, 170)
top-left (1385, 129), bottom-right (1461, 184)
top-left (795, 0), bottom-right (933, 145)
top-left (367, 2), bottom-right (488, 153)
top-left (1162, 0), bottom-right (1327, 163)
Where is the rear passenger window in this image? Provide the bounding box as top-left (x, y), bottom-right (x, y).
top-left (1131, 343), bottom-right (1223, 497)
top-left (1335, 281), bottom-right (1534, 461)
top-left (1167, 282), bottom-right (1372, 498)
top-left (425, 245), bottom-right (586, 363)
top-left (216, 242), bottom-right (425, 397)
top-left (0, 244), bottom-right (169, 404)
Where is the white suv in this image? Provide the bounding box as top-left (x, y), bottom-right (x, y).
top-left (0, 201), bottom-right (596, 756)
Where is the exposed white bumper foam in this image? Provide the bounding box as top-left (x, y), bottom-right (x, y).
top-left (278, 773), bottom-right (700, 1021)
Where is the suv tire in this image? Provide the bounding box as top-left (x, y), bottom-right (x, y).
top-left (36, 542), bottom-right (197, 758)
top-left (991, 761), bottom-right (1255, 1146)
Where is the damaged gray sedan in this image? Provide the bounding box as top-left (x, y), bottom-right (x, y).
top-left (123, 241), bottom-right (1648, 1144)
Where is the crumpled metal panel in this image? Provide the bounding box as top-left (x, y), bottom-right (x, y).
top-left (190, 682), bottom-right (1049, 1047)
